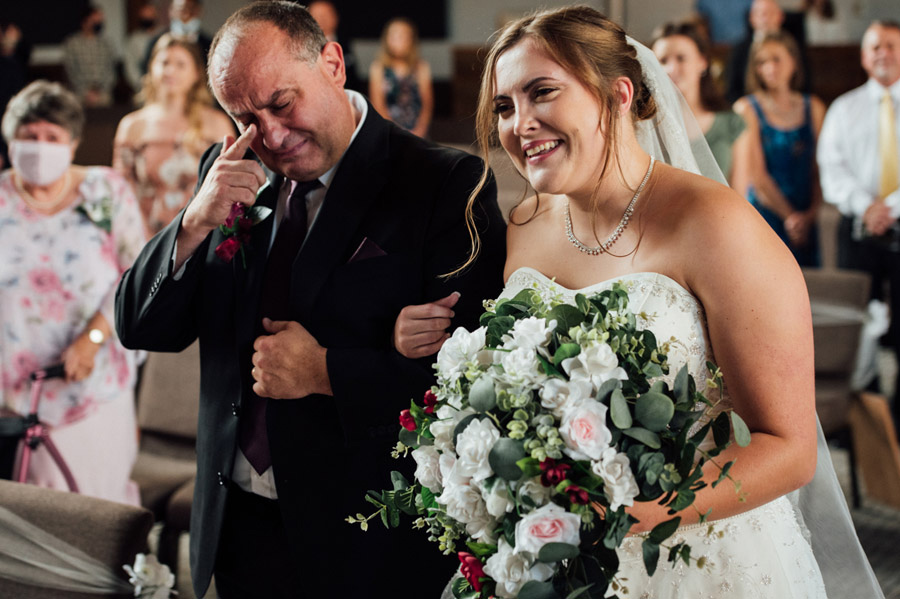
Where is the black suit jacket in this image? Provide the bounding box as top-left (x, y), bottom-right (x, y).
top-left (116, 106), bottom-right (506, 598)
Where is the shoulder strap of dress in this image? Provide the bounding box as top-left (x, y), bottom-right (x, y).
top-left (748, 94), bottom-right (767, 125)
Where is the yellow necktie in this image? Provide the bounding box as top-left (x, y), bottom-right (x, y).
top-left (880, 90), bottom-right (899, 198)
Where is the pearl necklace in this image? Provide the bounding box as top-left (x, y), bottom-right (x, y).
top-left (565, 157), bottom-right (655, 256)
top-left (13, 171), bottom-right (73, 212)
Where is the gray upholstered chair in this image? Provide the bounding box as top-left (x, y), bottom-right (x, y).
top-left (130, 341), bottom-right (200, 569)
top-left (803, 267), bottom-right (871, 506)
top-left (0, 479), bottom-right (154, 598)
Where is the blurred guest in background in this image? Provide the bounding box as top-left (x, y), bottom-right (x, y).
top-left (694, 0), bottom-right (753, 46)
top-left (124, 3), bottom-right (160, 94)
top-left (802, 0), bottom-right (849, 45)
top-left (141, 0), bottom-right (212, 76)
top-left (0, 19), bottom-right (30, 169)
top-left (63, 5), bottom-right (116, 108)
top-left (115, 35), bottom-right (233, 237)
top-left (736, 31), bottom-right (825, 266)
top-left (653, 21), bottom-right (751, 190)
top-left (308, 0), bottom-right (362, 91)
top-left (0, 81), bottom-right (145, 504)
top-left (369, 17), bottom-right (433, 138)
top-left (818, 21), bottom-right (900, 426)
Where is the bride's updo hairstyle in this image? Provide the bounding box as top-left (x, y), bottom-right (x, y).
top-left (449, 5), bottom-right (656, 276)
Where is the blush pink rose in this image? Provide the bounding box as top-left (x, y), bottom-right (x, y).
top-left (559, 400), bottom-right (612, 461)
top-left (514, 503), bottom-right (582, 556)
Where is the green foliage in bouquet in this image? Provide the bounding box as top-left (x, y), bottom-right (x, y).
top-left (348, 282), bottom-right (749, 599)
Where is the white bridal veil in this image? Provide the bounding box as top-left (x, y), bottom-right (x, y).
top-left (627, 36), bottom-right (885, 599)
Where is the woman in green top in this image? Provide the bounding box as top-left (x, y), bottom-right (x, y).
top-left (652, 21), bottom-right (750, 192)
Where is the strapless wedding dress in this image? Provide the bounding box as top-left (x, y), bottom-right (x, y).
top-left (499, 268), bottom-right (828, 598)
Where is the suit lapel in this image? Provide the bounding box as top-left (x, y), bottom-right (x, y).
top-left (235, 168), bottom-right (281, 344)
top-left (291, 107), bottom-right (391, 320)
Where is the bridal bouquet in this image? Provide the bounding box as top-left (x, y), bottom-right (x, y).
top-left (349, 282), bottom-right (749, 599)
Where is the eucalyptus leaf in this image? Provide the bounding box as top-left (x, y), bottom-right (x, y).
top-left (731, 411), bottom-right (751, 447)
top-left (519, 580), bottom-right (562, 599)
top-left (635, 392), bottom-right (674, 432)
top-left (399, 428), bottom-right (431, 448)
top-left (622, 427), bottom-right (661, 449)
top-left (565, 584), bottom-right (595, 599)
top-left (537, 542), bottom-right (580, 563)
top-left (609, 389), bottom-right (632, 429)
top-left (673, 365), bottom-right (690, 405)
top-left (712, 412), bottom-right (731, 447)
top-left (642, 362), bottom-right (664, 378)
top-left (390, 471), bottom-right (410, 491)
top-left (648, 517), bottom-right (681, 544)
top-left (642, 539), bottom-right (661, 577)
top-left (489, 437), bottom-right (526, 481)
top-left (469, 376), bottom-right (497, 412)
top-left (395, 486), bottom-right (418, 515)
top-left (575, 293), bottom-right (591, 314)
top-left (595, 378), bottom-right (620, 403)
top-left (553, 343), bottom-right (581, 365)
top-left (548, 304), bottom-right (585, 332)
top-left (497, 300), bottom-right (531, 317)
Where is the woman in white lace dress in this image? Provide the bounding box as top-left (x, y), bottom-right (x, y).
top-left (392, 6), bottom-right (882, 599)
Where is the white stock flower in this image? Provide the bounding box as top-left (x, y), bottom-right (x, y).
top-left (482, 479), bottom-right (515, 518)
top-left (560, 399), bottom-right (612, 461)
top-left (501, 316), bottom-right (556, 355)
top-left (514, 503), bottom-right (582, 556)
top-left (484, 537), bottom-right (555, 598)
top-left (455, 418), bottom-right (500, 482)
top-left (515, 479), bottom-right (552, 511)
top-left (439, 452), bottom-right (469, 487)
top-left (430, 406), bottom-right (475, 453)
top-left (539, 377), bottom-right (594, 417)
top-left (561, 343), bottom-right (627, 390)
top-left (412, 445), bottom-right (442, 492)
top-left (437, 326), bottom-right (487, 383)
top-left (438, 481), bottom-right (495, 541)
top-left (592, 447), bottom-right (640, 510)
top-left (498, 347), bottom-right (546, 387)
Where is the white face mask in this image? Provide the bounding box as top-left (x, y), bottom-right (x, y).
top-left (171, 17), bottom-right (201, 36)
top-left (9, 140), bottom-right (73, 186)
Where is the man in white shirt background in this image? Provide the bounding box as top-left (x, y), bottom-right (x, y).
top-left (818, 19), bottom-right (900, 428)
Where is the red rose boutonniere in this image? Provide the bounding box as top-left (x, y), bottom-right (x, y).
top-left (215, 183), bottom-right (273, 268)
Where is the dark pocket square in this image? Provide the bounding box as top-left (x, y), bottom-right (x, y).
top-left (348, 237), bottom-right (387, 263)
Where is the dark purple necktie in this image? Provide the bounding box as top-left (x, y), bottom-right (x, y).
top-left (239, 179), bottom-right (321, 474)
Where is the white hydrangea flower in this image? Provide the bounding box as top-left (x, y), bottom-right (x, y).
top-left (430, 406), bottom-right (475, 453)
top-left (484, 537), bottom-right (555, 598)
top-left (455, 418), bottom-right (501, 483)
top-left (539, 377), bottom-right (594, 417)
top-left (482, 479), bottom-right (515, 518)
top-left (438, 481), bottom-right (495, 541)
top-left (412, 445), bottom-right (442, 492)
top-left (498, 346), bottom-right (546, 388)
top-left (436, 326), bottom-right (487, 383)
top-left (501, 316), bottom-right (557, 356)
top-left (559, 399), bottom-right (613, 461)
top-left (515, 479), bottom-right (552, 511)
top-left (592, 447), bottom-right (640, 510)
top-left (561, 342), bottom-right (627, 390)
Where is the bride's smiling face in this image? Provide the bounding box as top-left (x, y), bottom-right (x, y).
top-left (493, 39), bottom-right (608, 198)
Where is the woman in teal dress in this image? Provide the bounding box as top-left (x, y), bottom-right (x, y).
top-left (735, 31), bottom-right (826, 266)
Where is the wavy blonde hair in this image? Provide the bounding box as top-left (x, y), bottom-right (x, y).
top-left (138, 34), bottom-right (214, 155)
top-left (376, 17), bottom-right (421, 70)
top-left (449, 5), bottom-right (658, 276)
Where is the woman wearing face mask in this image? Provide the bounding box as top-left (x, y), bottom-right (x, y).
top-left (114, 35), bottom-right (233, 236)
top-left (651, 21), bottom-right (751, 191)
top-left (0, 81), bottom-right (146, 504)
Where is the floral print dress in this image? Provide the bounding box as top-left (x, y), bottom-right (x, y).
top-left (0, 167), bottom-right (146, 503)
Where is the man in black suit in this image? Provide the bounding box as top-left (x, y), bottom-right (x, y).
top-left (115, 2), bottom-right (506, 598)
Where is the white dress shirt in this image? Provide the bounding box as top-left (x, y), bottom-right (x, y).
top-left (817, 78), bottom-right (900, 223)
top-left (231, 89), bottom-right (369, 497)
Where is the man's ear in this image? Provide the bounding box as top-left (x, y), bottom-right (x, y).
top-left (320, 41), bottom-right (347, 88)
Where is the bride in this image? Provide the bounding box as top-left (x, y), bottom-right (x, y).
top-left (393, 6), bottom-right (882, 598)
